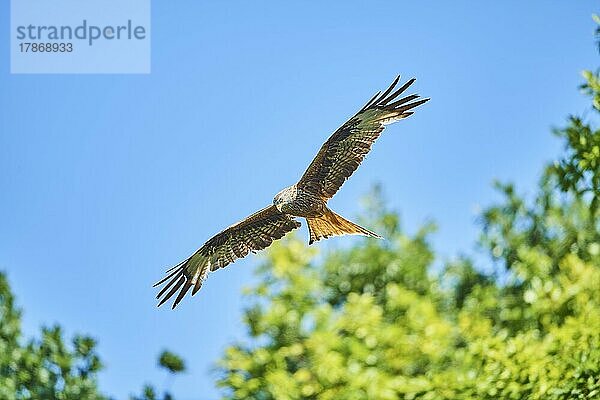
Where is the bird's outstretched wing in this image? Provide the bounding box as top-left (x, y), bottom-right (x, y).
top-left (298, 76), bottom-right (429, 199)
top-left (154, 205), bottom-right (300, 309)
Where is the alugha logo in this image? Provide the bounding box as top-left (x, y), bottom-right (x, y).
top-left (15, 19), bottom-right (147, 46)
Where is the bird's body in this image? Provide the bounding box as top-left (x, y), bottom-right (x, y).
top-left (155, 76), bottom-right (429, 308)
top-left (274, 184), bottom-right (325, 217)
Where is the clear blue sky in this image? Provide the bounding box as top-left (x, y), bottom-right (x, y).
top-left (0, 2), bottom-right (598, 399)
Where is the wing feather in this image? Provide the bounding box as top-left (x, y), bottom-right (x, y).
top-left (298, 76), bottom-right (429, 200)
top-left (154, 205), bottom-right (300, 308)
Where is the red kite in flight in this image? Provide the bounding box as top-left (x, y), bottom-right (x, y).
top-left (155, 76), bottom-right (429, 308)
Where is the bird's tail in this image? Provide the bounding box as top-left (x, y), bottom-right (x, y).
top-left (306, 207), bottom-right (381, 245)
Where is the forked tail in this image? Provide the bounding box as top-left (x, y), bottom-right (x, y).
top-left (306, 208), bottom-right (381, 245)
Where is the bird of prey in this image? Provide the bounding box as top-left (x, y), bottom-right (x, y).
top-left (155, 76), bottom-right (429, 308)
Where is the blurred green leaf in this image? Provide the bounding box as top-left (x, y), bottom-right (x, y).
top-left (158, 350), bottom-right (186, 374)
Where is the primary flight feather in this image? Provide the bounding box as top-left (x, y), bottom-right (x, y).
top-left (155, 76), bottom-right (429, 308)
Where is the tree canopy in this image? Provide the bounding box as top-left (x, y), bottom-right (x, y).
top-left (0, 271), bottom-right (184, 400)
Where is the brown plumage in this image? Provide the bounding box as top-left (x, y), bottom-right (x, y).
top-left (155, 76), bottom-right (429, 308)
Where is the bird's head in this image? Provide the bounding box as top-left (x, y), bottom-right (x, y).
top-left (273, 192), bottom-right (285, 212)
top-left (273, 186), bottom-right (295, 212)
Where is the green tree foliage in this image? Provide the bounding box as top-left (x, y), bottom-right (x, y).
top-left (0, 272), bottom-right (184, 400)
top-left (0, 272), bottom-right (105, 400)
top-left (216, 34), bottom-right (600, 400)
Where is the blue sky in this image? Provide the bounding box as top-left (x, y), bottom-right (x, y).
top-left (0, 1), bottom-right (598, 399)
